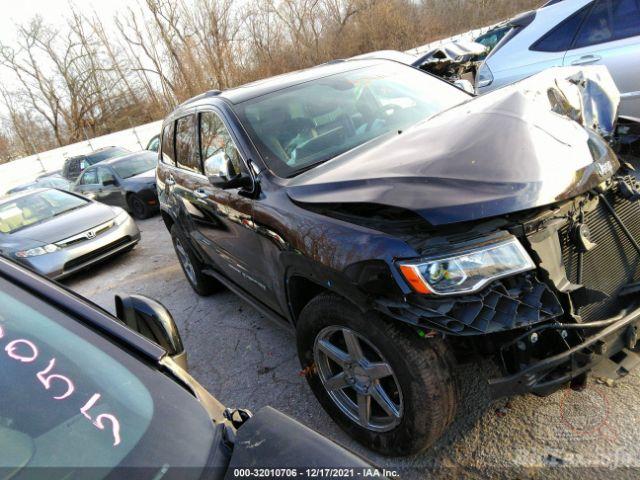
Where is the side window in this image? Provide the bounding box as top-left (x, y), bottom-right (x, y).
top-left (161, 122), bottom-right (175, 166)
top-left (574, 0), bottom-right (640, 48)
top-left (199, 111), bottom-right (243, 178)
top-left (80, 169), bottom-right (98, 185)
top-left (531, 3), bottom-right (592, 52)
top-left (98, 167), bottom-right (116, 185)
top-left (175, 115), bottom-right (201, 174)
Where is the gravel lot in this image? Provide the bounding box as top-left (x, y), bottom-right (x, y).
top-left (65, 216), bottom-right (640, 479)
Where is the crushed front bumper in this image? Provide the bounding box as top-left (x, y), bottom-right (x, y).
top-left (489, 305), bottom-right (640, 399)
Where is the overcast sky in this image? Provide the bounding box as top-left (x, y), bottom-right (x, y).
top-left (0, 0), bottom-right (133, 44)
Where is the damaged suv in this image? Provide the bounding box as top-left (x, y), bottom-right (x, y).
top-left (157, 59), bottom-right (640, 456)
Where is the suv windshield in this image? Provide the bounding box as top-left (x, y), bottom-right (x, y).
top-left (112, 155), bottom-right (157, 179)
top-left (0, 277), bottom-right (218, 476)
top-left (86, 148), bottom-right (130, 165)
top-left (233, 62), bottom-right (469, 177)
top-left (0, 190), bottom-right (87, 234)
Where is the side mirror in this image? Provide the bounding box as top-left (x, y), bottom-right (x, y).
top-left (453, 79), bottom-right (475, 95)
top-left (205, 152), bottom-right (249, 189)
top-left (115, 294), bottom-right (188, 370)
top-left (102, 178), bottom-right (117, 187)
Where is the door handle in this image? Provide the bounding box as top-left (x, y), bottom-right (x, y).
top-left (194, 188), bottom-right (209, 199)
top-left (571, 55), bottom-right (601, 66)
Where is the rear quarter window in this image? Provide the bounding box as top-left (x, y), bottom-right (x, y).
top-left (175, 115), bottom-right (201, 174)
top-left (573, 0), bottom-right (640, 48)
top-left (161, 122), bottom-right (176, 166)
top-left (530, 3), bottom-right (593, 52)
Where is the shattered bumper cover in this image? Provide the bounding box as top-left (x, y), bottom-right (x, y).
top-left (376, 273), bottom-right (563, 335)
top-left (489, 304), bottom-right (640, 399)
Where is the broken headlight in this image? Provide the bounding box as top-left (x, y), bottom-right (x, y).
top-left (398, 237), bottom-right (535, 295)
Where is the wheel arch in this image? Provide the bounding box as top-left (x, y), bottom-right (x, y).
top-left (161, 209), bottom-right (175, 233)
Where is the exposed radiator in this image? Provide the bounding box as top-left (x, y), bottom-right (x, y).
top-left (560, 191), bottom-right (640, 322)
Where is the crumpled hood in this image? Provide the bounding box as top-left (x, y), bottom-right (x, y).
top-left (287, 66), bottom-right (621, 226)
top-left (2, 201), bottom-right (118, 247)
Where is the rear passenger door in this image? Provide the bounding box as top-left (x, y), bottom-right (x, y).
top-left (172, 110), bottom-right (272, 306)
top-left (563, 0), bottom-right (640, 117)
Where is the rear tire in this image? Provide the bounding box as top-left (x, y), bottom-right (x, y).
top-left (296, 293), bottom-right (458, 456)
top-left (171, 225), bottom-right (221, 296)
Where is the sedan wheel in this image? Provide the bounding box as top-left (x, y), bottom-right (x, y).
top-left (314, 326), bottom-right (403, 432)
top-left (129, 195), bottom-right (150, 219)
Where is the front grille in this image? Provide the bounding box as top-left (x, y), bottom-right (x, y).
top-left (63, 236), bottom-right (131, 271)
top-left (560, 192), bottom-right (640, 322)
top-left (56, 220), bottom-right (114, 248)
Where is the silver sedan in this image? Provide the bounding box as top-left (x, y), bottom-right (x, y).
top-left (0, 188), bottom-right (140, 279)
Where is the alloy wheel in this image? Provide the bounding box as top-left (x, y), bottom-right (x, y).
top-left (175, 239), bottom-right (197, 285)
top-left (313, 326), bottom-right (403, 432)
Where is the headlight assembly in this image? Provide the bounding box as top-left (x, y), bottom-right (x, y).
top-left (16, 244), bottom-right (59, 258)
top-left (398, 237), bottom-right (535, 296)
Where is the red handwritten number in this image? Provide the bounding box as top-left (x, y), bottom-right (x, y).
top-left (80, 393), bottom-right (122, 447)
top-left (5, 339), bottom-right (38, 363)
top-left (36, 358), bottom-right (75, 400)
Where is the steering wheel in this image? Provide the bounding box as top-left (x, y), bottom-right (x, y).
top-left (365, 104), bottom-right (402, 132)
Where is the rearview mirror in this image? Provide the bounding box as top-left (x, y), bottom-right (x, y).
top-left (205, 152), bottom-right (248, 189)
top-left (115, 294), bottom-right (188, 370)
top-left (453, 79), bottom-right (475, 95)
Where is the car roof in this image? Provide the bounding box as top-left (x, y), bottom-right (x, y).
top-left (200, 58), bottom-right (387, 106)
top-left (93, 150), bottom-right (157, 167)
top-left (66, 146), bottom-right (124, 161)
top-left (0, 187), bottom-right (51, 204)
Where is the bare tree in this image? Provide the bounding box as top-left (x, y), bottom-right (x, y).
top-left (0, 0), bottom-right (544, 163)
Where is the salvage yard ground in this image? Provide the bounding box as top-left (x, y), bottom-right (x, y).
top-left (67, 217), bottom-right (640, 479)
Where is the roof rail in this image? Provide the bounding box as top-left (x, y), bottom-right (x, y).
top-left (177, 89), bottom-right (222, 109)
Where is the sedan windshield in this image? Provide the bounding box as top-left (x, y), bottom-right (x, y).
top-left (233, 62), bottom-right (470, 177)
top-left (0, 190), bottom-right (88, 234)
top-left (112, 155), bottom-right (157, 179)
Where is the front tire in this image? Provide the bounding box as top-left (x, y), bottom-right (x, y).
top-left (296, 293), bottom-right (458, 456)
top-left (129, 194), bottom-right (152, 219)
top-left (171, 225), bottom-right (221, 296)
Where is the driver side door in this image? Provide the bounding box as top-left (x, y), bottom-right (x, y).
top-left (75, 168), bottom-right (100, 201)
top-left (96, 166), bottom-right (127, 209)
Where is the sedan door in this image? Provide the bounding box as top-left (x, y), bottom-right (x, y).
top-left (563, 0), bottom-right (640, 118)
top-left (74, 168), bottom-right (100, 200)
top-left (96, 166), bottom-right (127, 209)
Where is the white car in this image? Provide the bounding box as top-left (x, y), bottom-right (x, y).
top-left (476, 0), bottom-right (640, 119)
